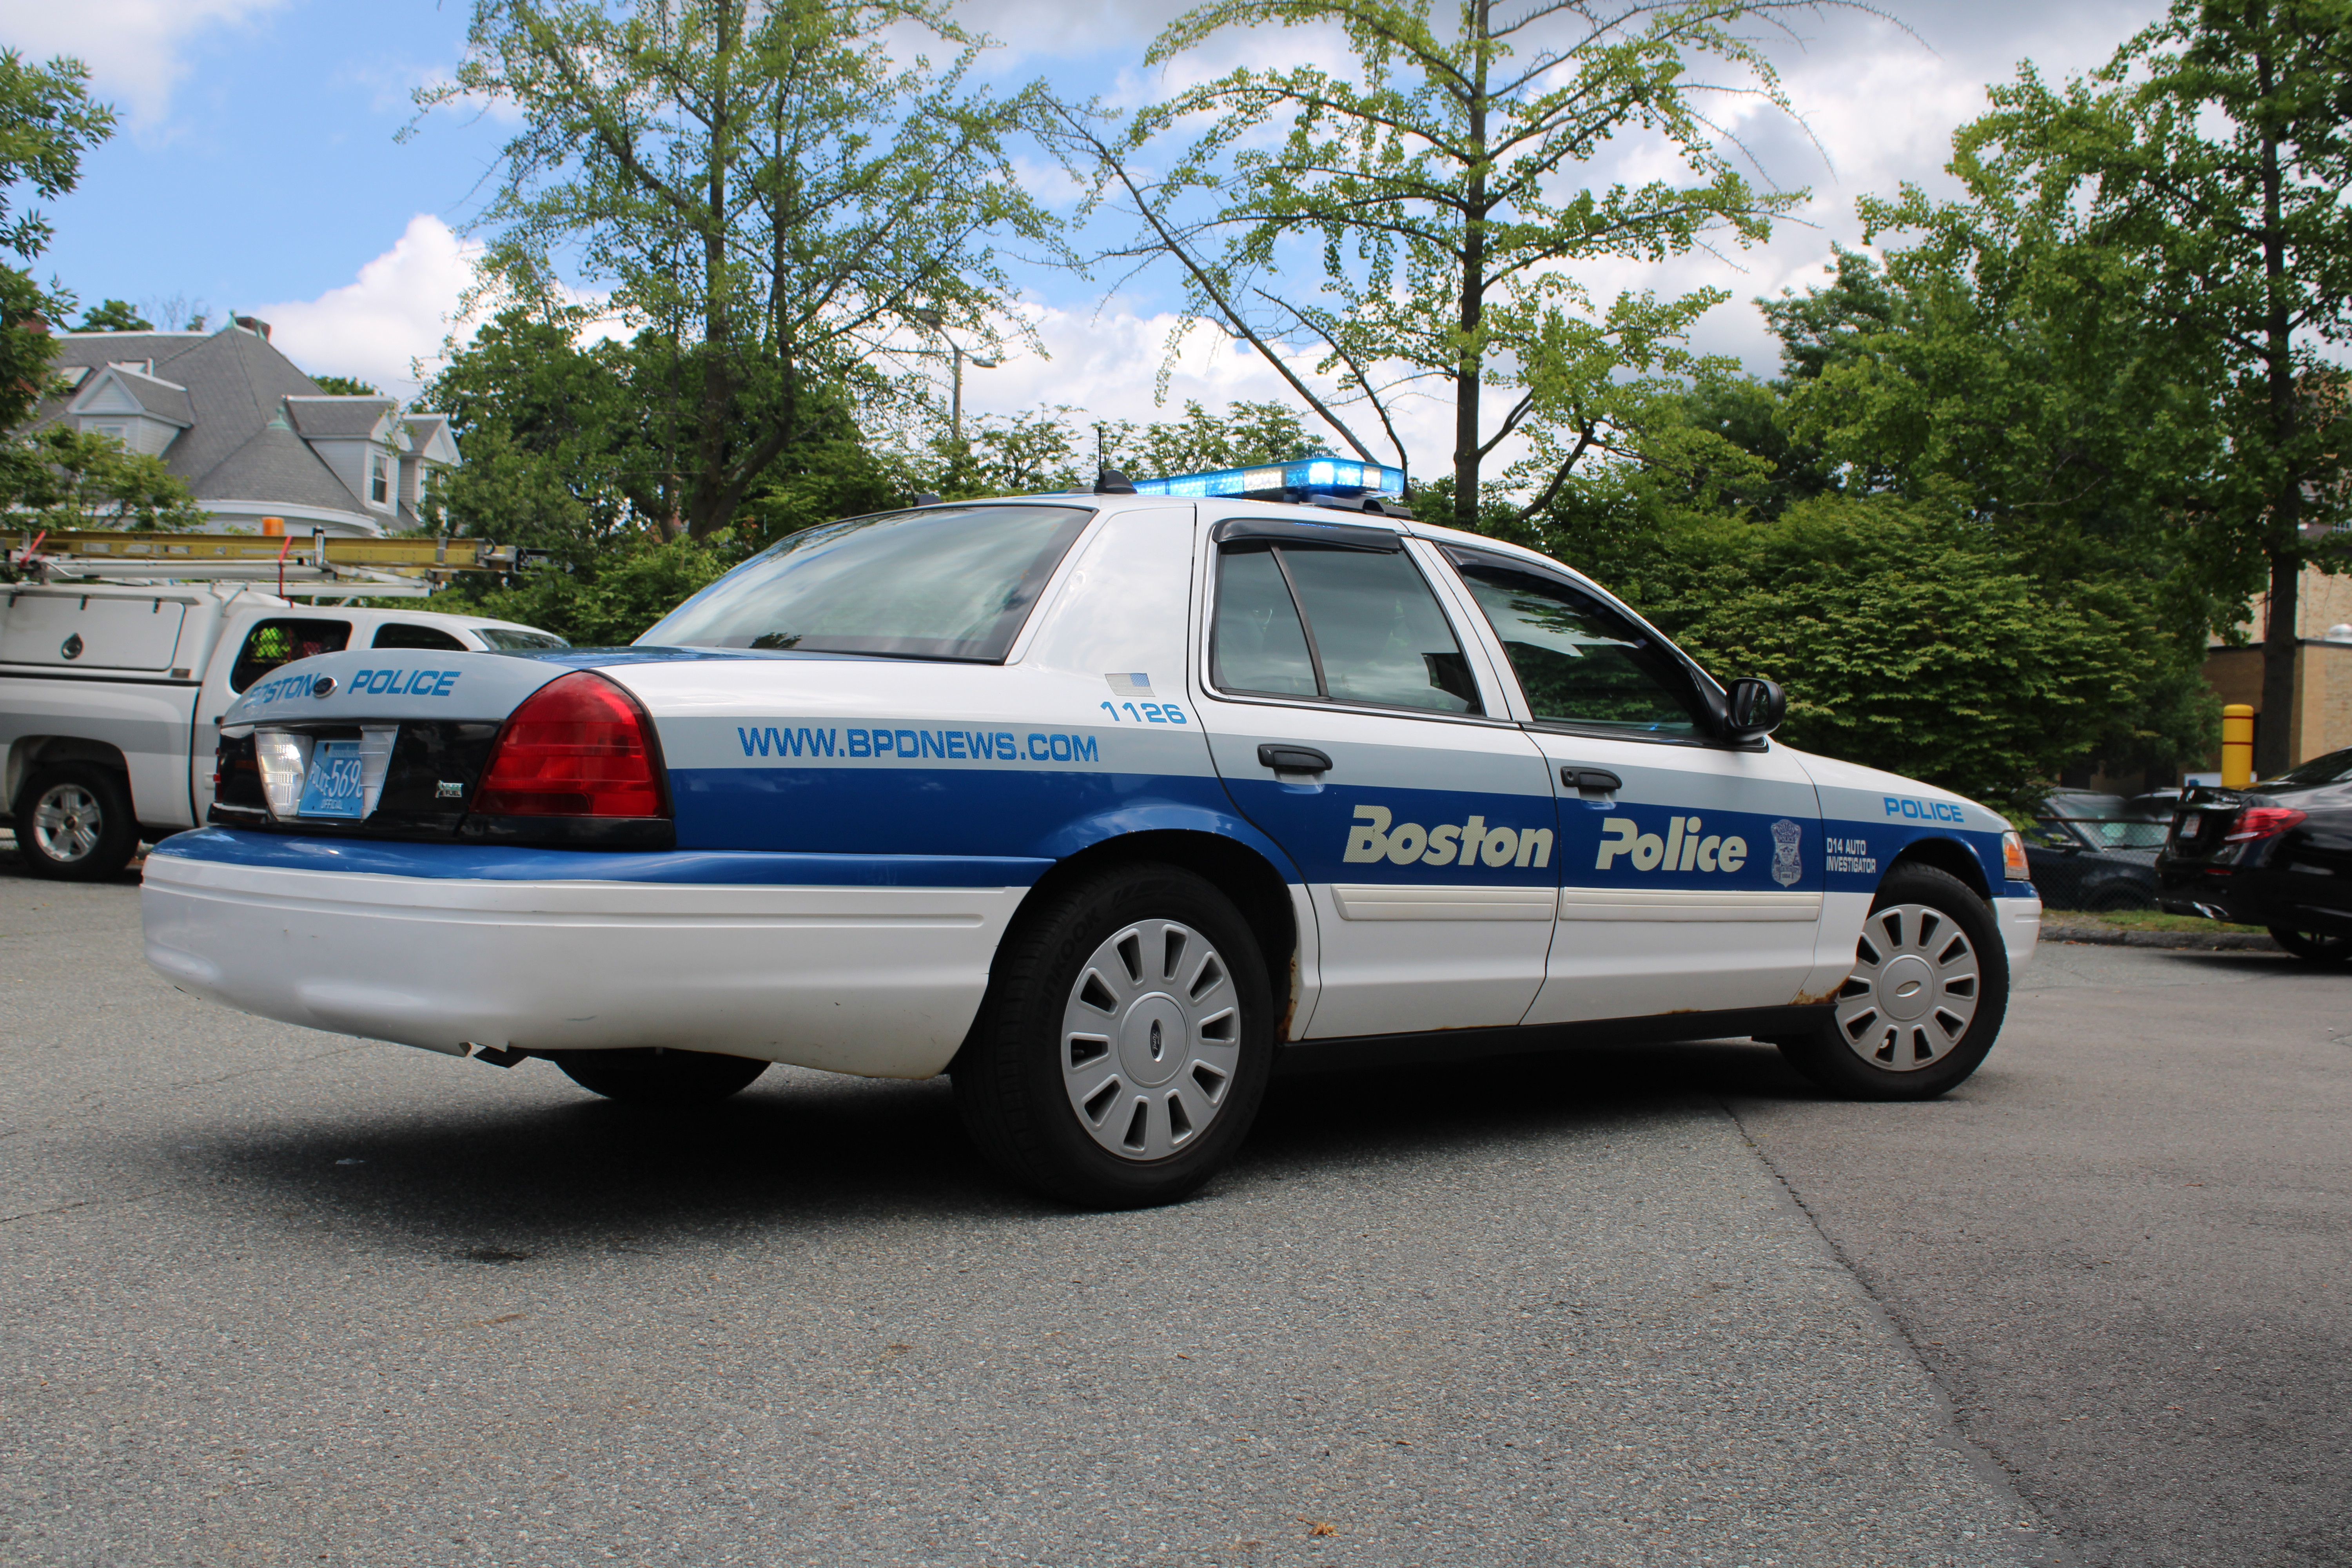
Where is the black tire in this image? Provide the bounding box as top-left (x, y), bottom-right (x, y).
top-left (13, 764), bottom-right (140, 881)
top-left (550, 1047), bottom-right (769, 1105)
top-left (2267, 926), bottom-right (2352, 964)
top-left (953, 862), bottom-right (1275, 1209)
top-left (1770, 864), bottom-right (2010, 1101)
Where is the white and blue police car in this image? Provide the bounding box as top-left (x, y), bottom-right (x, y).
top-left (143, 461), bottom-right (2041, 1206)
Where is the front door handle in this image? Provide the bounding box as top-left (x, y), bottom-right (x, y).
top-left (1258, 744), bottom-right (1333, 775)
top-left (1562, 766), bottom-right (1621, 797)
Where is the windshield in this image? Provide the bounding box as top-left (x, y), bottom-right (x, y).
top-left (640, 505), bottom-right (1093, 661)
top-left (473, 627), bottom-right (570, 651)
top-left (2264, 746), bottom-right (2352, 788)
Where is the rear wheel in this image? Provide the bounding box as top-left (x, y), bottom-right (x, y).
top-left (14, 765), bottom-right (139, 881)
top-left (1772, 864), bottom-right (2009, 1100)
top-left (954, 863), bottom-right (1274, 1208)
top-left (551, 1048), bottom-right (768, 1105)
top-left (2268, 927), bottom-right (2352, 964)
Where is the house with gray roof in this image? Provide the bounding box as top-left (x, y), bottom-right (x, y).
top-left (29, 316), bottom-right (459, 537)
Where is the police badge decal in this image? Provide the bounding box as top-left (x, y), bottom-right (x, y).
top-left (1769, 818), bottom-right (1804, 887)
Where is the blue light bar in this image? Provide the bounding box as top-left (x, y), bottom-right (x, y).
top-left (1133, 457), bottom-right (1405, 499)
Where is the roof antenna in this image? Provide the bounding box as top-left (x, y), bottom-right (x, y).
top-left (1094, 467), bottom-right (1136, 495)
top-left (910, 492), bottom-right (941, 507)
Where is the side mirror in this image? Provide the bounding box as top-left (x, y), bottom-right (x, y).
top-left (1724, 677), bottom-right (1786, 740)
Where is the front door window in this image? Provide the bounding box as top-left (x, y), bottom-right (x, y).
top-left (1454, 562), bottom-right (1707, 737)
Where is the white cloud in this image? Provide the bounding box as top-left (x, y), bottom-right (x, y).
top-left (0, 0), bottom-right (289, 127)
top-left (250, 214), bottom-right (481, 399)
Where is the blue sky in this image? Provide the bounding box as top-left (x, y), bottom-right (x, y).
top-left (7, 0), bottom-right (2172, 458)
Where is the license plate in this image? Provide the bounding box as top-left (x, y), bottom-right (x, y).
top-left (298, 739), bottom-right (367, 819)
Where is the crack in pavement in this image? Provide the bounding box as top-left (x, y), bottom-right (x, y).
top-left (1716, 1094), bottom-right (2078, 1566)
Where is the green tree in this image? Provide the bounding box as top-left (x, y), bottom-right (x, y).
top-left (1105, 399), bottom-right (1329, 478)
top-left (423, 306), bottom-right (656, 555)
top-left (72, 298), bottom-right (150, 332)
top-left (1501, 233), bottom-right (2228, 790)
top-left (1050, 0), bottom-right (1832, 530)
top-left (425, 303), bottom-right (903, 557)
top-left (1649, 497), bottom-right (2172, 809)
top-left (0, 50), bottom-right (116, 264)
top-left (421, 0), bottom-right (1054, 540)
top-left (460, 531), bottom-right (741, 646)
top-left (308, 373), bottom-right (381, 397)
top-left (0, 50), bottom-right (114, 429)
top-left (1872, 0), bottom-right (2352, 773)
top-left (0, 425), bottom-right (205, 532)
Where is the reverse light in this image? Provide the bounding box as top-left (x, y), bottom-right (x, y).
top-left (475, 671), bottom-right (666, 818)
top-left (2223, 806), bottom-right (2306, 842)
top-left (2002, 830), bottom-right (2031, 882)
top-left (252, 729), bottom-right (314, 817)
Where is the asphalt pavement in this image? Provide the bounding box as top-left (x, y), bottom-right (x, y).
top-left (1, 860), bottom-right (2343, 1567)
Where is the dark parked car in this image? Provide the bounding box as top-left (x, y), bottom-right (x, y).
top-left (2157, 747), bottom-right (2352, 961)
top-left (2026, 789), bottom-right (2169, 910)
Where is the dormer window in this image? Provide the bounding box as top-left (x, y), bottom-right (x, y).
top-left (370, 453), bottom-right (389, 504)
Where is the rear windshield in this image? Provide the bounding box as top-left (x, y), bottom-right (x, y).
top-left (639, 505), bottom-right (1093, 662)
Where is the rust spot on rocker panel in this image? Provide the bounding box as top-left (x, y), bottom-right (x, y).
top-left (1789, 972), bottom-right (1853, 1007)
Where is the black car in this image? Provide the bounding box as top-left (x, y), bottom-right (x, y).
top-left (2157, 747), bottom-right (2352, 961)
top-left (2025, 790), bottom-right (2168, 910)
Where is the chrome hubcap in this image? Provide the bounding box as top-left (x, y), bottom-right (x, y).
top-left (1835, 902), bottom-right (1981, 1071)
top-left (31, 784), bottom-right (102, 863)
top-left (1061, 918), bottom-right (1240, 1160)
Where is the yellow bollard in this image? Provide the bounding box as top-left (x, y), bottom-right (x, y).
top-left (2221, 703), bottom-right (2255, 788)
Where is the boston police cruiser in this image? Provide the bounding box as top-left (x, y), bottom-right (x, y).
top-left (142, 461), bottom-right (2041, 1207)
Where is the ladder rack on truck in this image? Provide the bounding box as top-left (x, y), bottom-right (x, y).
top-left (4, 529), bottom-right (528, 601)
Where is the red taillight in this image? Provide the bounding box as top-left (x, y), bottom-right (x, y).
top-left (475, 671), bottom-right (666, 818)
top-left (2223, 806), bottom-right (2306, 842)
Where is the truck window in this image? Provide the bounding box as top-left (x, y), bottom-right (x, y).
top-left (371, 622), bottom-right (467, 652)
top-left (230, 619), bottom-right (352, 691)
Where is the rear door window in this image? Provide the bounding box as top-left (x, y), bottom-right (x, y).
top-left (229, 618), bottom-right (352, 691)
top-left (1210, 540), bottom-right (1481, 714)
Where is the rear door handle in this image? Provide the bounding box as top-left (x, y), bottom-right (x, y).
top-left (1258, 744), bottom-right (1333, 775)
top-left (1562, 766), bottom-right (1621, 796)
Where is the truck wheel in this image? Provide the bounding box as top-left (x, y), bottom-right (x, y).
top-left (550, 1048), bottom-right (769, 1105)
top-left (15, 765), bottom-right (140, 881)
top-left (954, 863), bottom-right (1274, 1209)
top-left (1770, 864), bottom-right (2010, 1101)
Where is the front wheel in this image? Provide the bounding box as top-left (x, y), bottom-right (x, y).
top-left (1771, 864), bottom-right (2010, 1100)
top-left (2268, 926), bottom-right (2352, 964)
top-left (550, 1048), bottom-right (769, 1105)
top-left (953, 863), bottom-right (1274, 1208)
top-left (15, 764), bottom-right (140, 881)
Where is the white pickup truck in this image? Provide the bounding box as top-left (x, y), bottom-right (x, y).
top-left (1, 581), bottom-right (563, 879)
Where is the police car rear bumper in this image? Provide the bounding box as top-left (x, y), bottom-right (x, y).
top-left (140, 847), bottom-right (1028, 1078)
top-left (1993, 892), bottom-right (2041, 968)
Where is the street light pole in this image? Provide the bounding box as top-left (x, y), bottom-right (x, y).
top-left (950, 343), bottom-right (1000, 448)
top-left (911, 309), bottom-right (998, 450)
